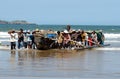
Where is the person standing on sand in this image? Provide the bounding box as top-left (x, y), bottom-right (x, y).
top-left (9, 30), bottom-right (16, 50)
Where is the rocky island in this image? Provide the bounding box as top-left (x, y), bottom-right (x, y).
top-left (0, 20), bottom-right (36, 25)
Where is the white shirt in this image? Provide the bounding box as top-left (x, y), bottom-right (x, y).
top-left (24, 33), bottom-right (32, 42)
top-left (10, 33), bottom-right (16, 42)
top-left (91, 33), bottom-right (98, 42)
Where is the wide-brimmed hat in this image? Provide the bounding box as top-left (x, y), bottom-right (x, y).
top-left (77, 29), bottom-right (81, 32)
top-left (35, 28), bottom-right (39, 31)
top-left (27, 30), bottom-right (30, 32)
top-left (64, 30), bottom-right (69, 33)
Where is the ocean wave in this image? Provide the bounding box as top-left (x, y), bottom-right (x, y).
top-left (104, 33), bottom-right (120, 39)
top-left (0, 32), bottom-right (10, 38)
top-left (0, 32), bottom-right (120, 39)
top-left (0, 32), bottom-right (18, 38)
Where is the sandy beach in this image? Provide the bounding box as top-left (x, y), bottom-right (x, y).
top-left (0, 42), bottom-right (120, 78)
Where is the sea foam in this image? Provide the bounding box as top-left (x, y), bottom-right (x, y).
top-left (95, 47), bottom-right (120, 51)
top-left (0, 32), bottom-right (120, 42)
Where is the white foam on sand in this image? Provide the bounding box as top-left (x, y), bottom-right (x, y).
top-left (95, 47), bottom-right (120, 51)
top-left (0, 45), bottom-right (10, 50)
top-left (105, 40), bottom-right (120, 43)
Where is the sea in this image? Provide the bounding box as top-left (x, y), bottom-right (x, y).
top-left (0, 24), bottom-right (120, 78)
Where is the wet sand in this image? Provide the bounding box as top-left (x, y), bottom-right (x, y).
top-left (0, 46), bottom-right (120, 78)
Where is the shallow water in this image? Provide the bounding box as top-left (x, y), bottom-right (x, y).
top-left (0, 45), bottom-right (120, 78)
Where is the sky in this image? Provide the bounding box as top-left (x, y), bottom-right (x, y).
top-left (0, 0), bottom-right (120, 25)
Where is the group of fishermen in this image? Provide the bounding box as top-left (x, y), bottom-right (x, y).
top-left (8, 25), bottom-right (105, 50)
top-left (9, 28), bottom-right (34, 50)
top-left (56, 25), bottom-right (105, 49)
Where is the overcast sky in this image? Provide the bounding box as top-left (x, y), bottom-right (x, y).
top-left (0, 0), bottom-right (120, 25)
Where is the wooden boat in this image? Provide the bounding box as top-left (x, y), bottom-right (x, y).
top-left (35, 37), bottom-right (57, 50)
top-left (34, 33), bottom-right (110, 50)
top-left (34, 32), bottom-right (58, 50)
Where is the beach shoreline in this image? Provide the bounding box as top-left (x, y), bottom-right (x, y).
top-left (0, 45), bottom-right (120, 78)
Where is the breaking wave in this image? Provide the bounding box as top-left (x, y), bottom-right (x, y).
top-left (0, 32), bottom-right (120, 42)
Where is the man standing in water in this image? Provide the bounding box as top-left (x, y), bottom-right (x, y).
top-left (18, 28), bottom-right (24, 49)
top-left (9, 30), bottom-right (16, 50)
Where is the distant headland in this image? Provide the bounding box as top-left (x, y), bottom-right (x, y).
top-left (0, 20), bottom-right (36, 25)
